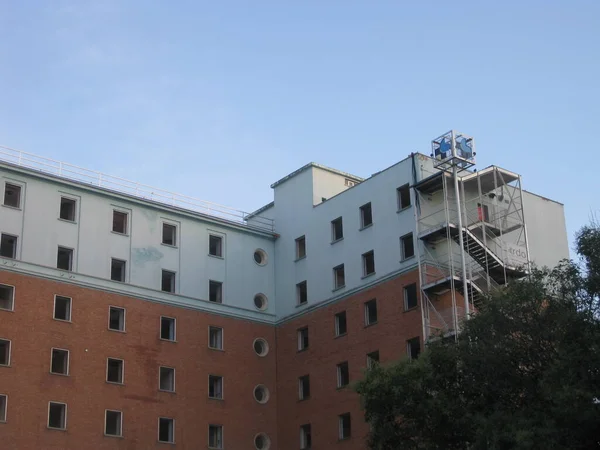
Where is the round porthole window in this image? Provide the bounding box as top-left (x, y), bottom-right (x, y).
top-left (254, 293), bottom-right (268, 311)
top-left (253, 384), bottom-right (270, 404)
top-left (254, 433), bottom-right (271, 450)
top-left (253, 338), bottom-right (269, 357)
top-left (254, 249), bottom-right (268, 266)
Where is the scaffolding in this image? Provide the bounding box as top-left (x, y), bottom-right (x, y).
top-left (414, 132), bottom-right (530, 341)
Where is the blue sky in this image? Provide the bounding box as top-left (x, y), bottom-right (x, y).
top-left (1, 1), bottom-right (598, 251)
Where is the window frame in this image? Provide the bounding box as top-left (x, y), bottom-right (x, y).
top-left (158, 417), bottom-right (175, 444)
top-left (298, 375), bottom-right (310, 400)
top-left (397, 183), bottom-right (411, 211)
top-left (359, 202), bottom-right (373, 229)
top-left (331, 217), bottom-right (344, 242)
top-left (50, 348), bottom-right (70, 376)
top-left (3, 182), bottom-right (22, 209)
top-left (297, 327), bottom-right (309, 352)
top-left (47, 401), bottom-right (67, 430)
top-left (407, 337), bottom-right (421, 360)
top-left (296, 280), bottom-right (307, 305)
top-left (208, 234), bottom-right (223, 258)
top-left (364, 299), bottom-right (378, 326)
top-left (58, 196), bottom-right (77, 222)
top-left (106, 357), bottom-right (125, 384)
top-left (112, 210), bottom-right (129, 235)
top-left (0, 233), bottom-right (18, 259)
top-left (333, 264), bottom-right (345, 290)
top-left (362, 250), bottom-right (375, 277)
top-left (161, 222), bottom-right (177, 247)
top-left (0, 394), bottom-right (6, 423)
top-left (104, 409), bottom-right (123, 437)
top-left (401, 232), bottom-right (415, 261)
top-left (336, 361), bottom-right (350, 388)
top-left (159, 366), bottom-right (176, 393)
top-left (295, 235), bottom-right (306, 260)
top-left (0, 284), bottom-right (15, 312)
top-left (208, 374), bottom-right (224, 400)
top-left (161, 269), bottom-right (176, 293)
top-left (334, 311), bottom-right (347, 337)
top-left (56, 246), bottom-right (74, 271)
top-left (404, 283), bottom-right (419, 311)
top-left (0, 338), bottom-right (11, 366)
top-left (110, 258), bottom-right (127, 282)
top-left (208, 424), bottom-right (224, 449)
top-left (300, 423), bottom-right (312, 450)
top-left (367, 350), bottom-right (380, 369)
top-left (53, 295), bottom-right (72, 322)
top-left (209, 280), bottom-right (223, 303)
top-left (108, 306), bottom-right (126, 332)
top-left (160, 316), bottom-right (176, 342)
top-left (208, 326), bottom-right (224, 350)
top-left (338, 413), bottom-right (352, 440)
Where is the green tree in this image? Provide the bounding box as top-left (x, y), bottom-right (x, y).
top-left (356, 226), bottom-right (600, 450)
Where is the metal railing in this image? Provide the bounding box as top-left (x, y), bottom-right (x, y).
top-left (0, 145), bottom-right (275, 232)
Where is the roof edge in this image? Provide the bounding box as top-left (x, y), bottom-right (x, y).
top-left (270, 162), bottom-right (364, 189)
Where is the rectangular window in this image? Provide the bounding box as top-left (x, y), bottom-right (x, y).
top-left (345, 178), bottom-right (356, 187)
top-left (160, 316), bottom-right (176, 341)
top-left (50, 348), bottom-right (69, 375)
top-left (208, 326), bottom-right (223, 350)
top-left (209, 235), bottom-right (223, 257)
top-left (158, 417), bottom-right (174, 443)
top-left (296, 235), bottom-right (306, 259)
top-left (477, 203), bottom-right (490, 222)
top-left (333, 264), bottom-right (345, 289)
top-left (0, 394), bottom-right (6, 422)
top-left (397, 184), bottom-right (411, 210)
top-left (53, 295), bottom-right (72, 321)
top-left (111, 258), bottom-right (126, 282)
top-left (0, 284), bottom-right (15, 311)
top-left (331, 217), bottom-right (343, 241)
top-left (48, 402), bottom-right (67, 430)
top-left (296, 281), bottom-right (307, 305)
top-left (362, 250), bottom-right (375, 276)
top-left (297, 327), bottom-right (309, 351)
top-left (0, 339), bottom-right (11, 366)
top-left (365, 299), bottom-right (378, 326)
top-left (367, 350), bottom-right (380, 369)
top-left (0, 234), bottom-right (17, 259)
top-left (3, 183), bottom-right (21, 208)
top-left (208, 424), bottom-right (223, 449)
top-left (360, 202), bottom-right (373, 228)
top-left (105, 410), bottom-right (122, 437)
top-left (56, 247), bottom-right (73, 271)
top-left (407, 337), bottom-right (421, 360)
top-left (162, 223), bottom-right (177, 246)
top-left (208, 375), bottom-right (223, 399)
top-left (404, 283), bottom-right (418, 310)
top-left (108, 306), bottom-right (125, 332)
top-left (299, 375), bottom-right (310, 400)
top-left (300, 424), bottom-right (312, 450)
top-left (401, 233), bottom-right (415, 260)
top-left (209, 280), bottom-right (222, 303)
top-left (161, 270), bottom-right (176, 293)
top-left (106, 358), bottom-right (124, 384)
top-left (59, 197), bottom-right (76, 221)
top-left (112, 210), bottom-right (128, 234)
top-left (337, 361), bottom-right (350, 388)
top-left (339, 413), bottom-right (352, 439)
top-left (159, 366), bottom-right (175, 392)
top-left (335, 311), bottom-right (347, 336)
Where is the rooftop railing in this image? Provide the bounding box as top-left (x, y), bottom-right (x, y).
top-left (0, 145), bottom-right (275, 233)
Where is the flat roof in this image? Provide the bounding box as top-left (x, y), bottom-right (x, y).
top-left (270, 162), bottom-right (364, 189)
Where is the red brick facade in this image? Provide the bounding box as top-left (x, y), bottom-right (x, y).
top-left (0, 268), bottom-right (422, 449)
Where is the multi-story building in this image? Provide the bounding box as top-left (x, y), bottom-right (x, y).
top-left (0, 134), bottom-right (568, 450)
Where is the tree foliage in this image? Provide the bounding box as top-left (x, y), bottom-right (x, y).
top-left (356, 225), bottom-right (600, 449)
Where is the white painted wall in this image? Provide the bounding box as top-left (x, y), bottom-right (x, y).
top-left (0, 166), bottom-right (276, 315)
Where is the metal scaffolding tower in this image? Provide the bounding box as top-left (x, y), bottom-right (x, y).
top-left (414, 131), bottom-right (530, 341)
